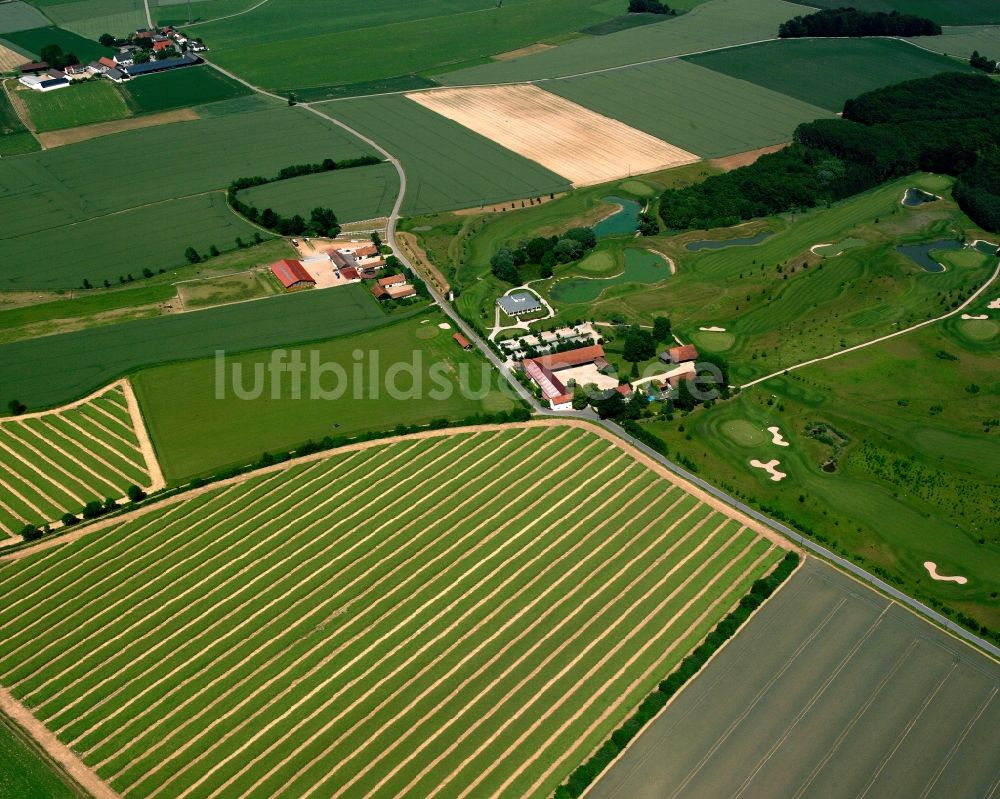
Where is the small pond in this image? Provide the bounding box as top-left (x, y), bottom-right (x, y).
top-left (686, 231), bottom-right (772, 251)
top-left (551, 249), bottom-right (669, 304)
top-left (895, 239), bottom-right (962, 272)
top-left (594, 196), bottom-right (642, 238)
top-left (974, 240), bottom-right (999, 256)
top-left (901, 187), bottom-right (939, 207)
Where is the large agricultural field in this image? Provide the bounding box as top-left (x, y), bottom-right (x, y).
top-left (0, 84), bottom-right (39, 156)
top-left (686, 37), bottom-right (972, 112)
top-left (0, 0), bottom-right (49, 34)
top-left (0, 381), bottom-right (161, 536)
top-left (122, 66), bottom-right (252, 114)
top-left (0, 283), bottom-right (392, 409)
top-left (592, 558), bottom-right (1000, 799)
top-left (133, 311), bottom-right (519, 482)
top-left (0, 710), bottom-right (83, 798)
top-left (790, 0), bottom-right (1000, 26)
top-left (19, 80), bottom-right (130, 132)
top-left (543, 59), bottom-right (832, 158)
top-left (239, 162), bottom-right (399, 224)
top-left (0, 422), bottom-right (786, 798)
top-left (407, 85), bottom-right (698, 186)
top-left (26, 0), bottom-right (150, 40)
top-left (319, 95), bottom-right (570, 216)
top-left (1, 24), bottom-right (112, 62)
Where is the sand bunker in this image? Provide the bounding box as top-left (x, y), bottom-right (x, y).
top-left (699, 326), bottom-right (727, 332)
top-left (438, 322), bottom-right (452, 330)
top-left (406, 84), bottom-right (698, 186)
top-left (750, 459), bottom-right (786, 482)
top-left (923, 562), bottom-right (968, 585)
top-left (988, 298), bottom-right (1000, 310)
top-left (961, 314), bottom-right (988, 320)
top-left (767, 426), bottom-right (789, 447)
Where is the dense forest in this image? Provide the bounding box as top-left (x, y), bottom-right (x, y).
top-left (778, 8), bottom-right (941, 38)
top-left (659, 73), bottom-right (1000, 233)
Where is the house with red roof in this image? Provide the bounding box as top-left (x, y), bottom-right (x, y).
top-left (453, 332), bottom-right (472, 350)
top-left (269, 259), bottom-right (315, 290)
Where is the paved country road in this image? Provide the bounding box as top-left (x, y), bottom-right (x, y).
top-left (202, 59), bottom-right (1000, 663)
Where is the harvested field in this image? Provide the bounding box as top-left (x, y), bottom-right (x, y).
top-left (406, 84), bottom-right (698, 186)
top-left (0, 421), bottom-right (785, 799)
top-left (0, 380), bottom-right (162, 536)
top-left (34, 108), bottom-right (199, 148)
top-left (0, 43), bottom-right (24, 72)
top-left (495, 43), bottom-right (554, 61)
top-left (590, 559), bottom-right (1000, 799)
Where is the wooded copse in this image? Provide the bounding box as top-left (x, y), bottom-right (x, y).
top-left (658, 73), bottom-right (1000, 233)
top-left (778, 8), bottom-right (941, 38)
top-left (490, 227), bottom-right (598, 283)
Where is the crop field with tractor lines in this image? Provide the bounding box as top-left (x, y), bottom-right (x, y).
top-left (0, 423), bottom-right (784, 798)
top-left (0, 381), bottom-right (160, 536)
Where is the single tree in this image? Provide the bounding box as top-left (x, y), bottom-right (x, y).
top-left (7, 399), bottom-right (26, 416)
top-left (184, 246), bottom-right (201, 264)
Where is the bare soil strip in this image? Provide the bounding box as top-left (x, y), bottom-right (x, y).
top-left (494, 43), bottom-right (555, 61)
top-left (0, 474), bottom-right (47, 520)
top-left (0, 434), bottom-right (88, 507)
top-left (8, 424), bottom-right (124, 498)
top-left (230, 456), bottom-right (656, 798)
top-left (34, 418), bottom-right (139, 487)
top-left (81, 407), bottom-right (137, 448)
top-left (406, 84), bottom-right (698, 187)
top-left (710, 143), bottom-right (789, 172)
top-left (135, 433), bottom-right (593, 798)
top-left (51, 416), bottom-right (141, 478)
top-left (35, 109), bottom-right (198, 149)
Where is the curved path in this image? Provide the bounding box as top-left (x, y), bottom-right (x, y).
top-left (200, 59), bottom-right (999, 663)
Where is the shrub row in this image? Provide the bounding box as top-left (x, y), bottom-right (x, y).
top-left (553, 550), bottom-right (800, 799)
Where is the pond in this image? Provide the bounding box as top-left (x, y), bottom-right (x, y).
top-left (551, 249), bottom-right (669, 304)
top-left (685, 231), bottom-right (772, 251)
top-left (974, 239), bottom-right (999, 256)
top-left (895, 239), bottom-right (962, 272)
top-left (901, 187), bottom-right (939, 207)
top-left (594, 196), bottom-right (642, 238)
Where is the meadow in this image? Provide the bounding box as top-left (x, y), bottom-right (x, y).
top-left (545, 59), bottom-right (832, 158)
top-left (908, 24), bottom-right (1000, 58)
top-left (192, 0), bottom-right (623, 94)
top-left (0, 283), bottom-right (392, 409)
top-left (792, 0), bottom-right (1000, 26)
top-left (2, 25), bottom-right (112, 62)
top-left (0, 382), bottom-right (157, 534)
top-left (0, 422), bottom-right (783, 798)
top-left (122, 66), bottom-right (251, 113)
top-left (0, 85), bottom-right (39, 156)
top-left (0, 712), bottom-right (82, 798)
top-left (239, 162), bottom-right (399, 223)
top-left (134, 311), bottom-right (517, 481)
top-left (687, 37), bottom-right (971, 112)
top-left (319, 96), bottom-right (570, 216)
top-left (27, 0), bottom-right (149, 40)
top-left (0, 192), bottom-right (263, 290)
top-left (20, 79), bottom-right (130, 132)
top-left (0, 0), bottom-right (49, 34)
top-left (436, 0), bottom-right (800, 84)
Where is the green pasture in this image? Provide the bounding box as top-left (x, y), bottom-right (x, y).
top-left (644, 312), bottom-right (1000, 633)
top-left (30, 0), bottom-right (149, 40)
top-left (0, 1), bottom-right (49, 34)
top-left (320, 96), bottom-right (569, 216)
top-left (0, 283), bottom-right (393, 409)
top-left (192, 0), bottom-right (623, 92)
top-left (2, 25), bottom-right (112, 62)
top-left (546, 59), bottom-right (833, 158)
top-left (0, 713), bottom-right (82, 799)
top-left (134, 311), bottom-right (516, 480)
top-left (20, 79), bottom-right (130, 132)
top-left (0, 239), bottom-right (294, 345)
top-left (436, 0), bottom-right (800, 84)
top-left (239, 161), bottom-right (399, 223)
top-left (692, 328), bottom-right (735, 351)
top-left (154, 0), bottom-right (265, 26)
top-left (0, 424), bottom-right (780, 798)
top-left (123, 65), bottom-right (251, 113)
top-left (909, 25), bottom-right (1000, 58)
top-left (791, 0), bottom-right (1000, 26)
top-left (176, 269), bottom-right (279, 309)
top-left (0, 192), bottom-right (264, 289)
top-left (0, 106), bottom-right (374, 243)
top-left (687, 38), bottom-right (970, 112)
top-left (0, 383), bottom-right (152, 533)
top-left (0, 85), bottom-right (39, 155)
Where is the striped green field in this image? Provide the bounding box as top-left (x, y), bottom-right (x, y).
top-left (0, 423), bottom-right (783, 798)
top-left (0, 381), bottom-right (157, 536)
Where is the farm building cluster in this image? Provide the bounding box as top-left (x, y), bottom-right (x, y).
top-left (519, 341), bottom-right (700, 410)
top-left (269, 240), bottom-right (417, 301)
top-left (17, 25), bottom-right (204, 90)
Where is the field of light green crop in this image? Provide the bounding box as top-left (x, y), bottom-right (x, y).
top-left (27, 0), bottom-right (148, 40)
top-left (20, 79), bottom-right (131, 132)
top-left (0, 423), bottom-right (782, 798)
top-left (0, 382), bottom-right (154, 535)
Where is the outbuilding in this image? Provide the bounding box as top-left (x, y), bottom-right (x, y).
top-left (497, 291), bottom-right (542, 317)
top-left (661, 343), bottom-right (699, 364)
top-left (453, 332), bottom-right (472, 350)
top-left (269, 259), bottom-right (316, 290)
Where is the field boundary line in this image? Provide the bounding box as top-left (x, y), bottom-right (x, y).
top-left (140, 432), bottom-right (598, 798)
top-left (232, 461), bottom-right (663, 797)
top-left (282, 489), bottom-right (698, 799)
top-left (513, 542), bottom-right (775, 799)
top-left (7, 423), bottom-right (124, 499)
top-left (361, 510), bottom-right (725, 799)
top-left (445, 531), bottom-right (764, 799)
top-left (183, 0), bottom-right (272, 27)
top-left (120, 379), bottom-right (164, 490)
top-left (0, 381), bottom-right (128, 422)
top-left (62, 434), bottom-right (488, 741)
top-left (0, 685), bottom-right (118, 799)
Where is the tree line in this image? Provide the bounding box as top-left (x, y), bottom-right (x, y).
top-left (778, 7), bottom-right (940, 38)
top-left (228, 156), bottom-right (383, 238)
top-left (627, 0), bottom-right (675, 15)
top-left (659, 73), bottom-right (1000, 234)
top-left (970, 50), bottom-right (999, 74)
top-left (490, 227), bottom-right (598, 283)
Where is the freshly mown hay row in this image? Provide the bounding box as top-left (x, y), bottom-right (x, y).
top-left (0, 381), bottom-right (161, 534)
top-left (0, 422), bottom-right (784, 799)
top-left (406, 84), bottom-right (699, 187)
